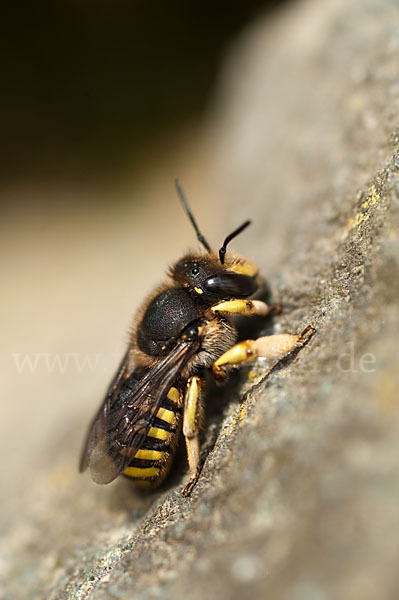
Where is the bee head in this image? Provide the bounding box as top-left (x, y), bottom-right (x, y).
top-left (170, 252), bottom-right (258, 301)
top-left (173, 179), bottom-right (258, 300)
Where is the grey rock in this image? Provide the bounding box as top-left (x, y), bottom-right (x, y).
top-left (1, 0), bottom-right (398, 598)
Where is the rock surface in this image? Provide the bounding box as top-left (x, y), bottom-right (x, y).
top-left (1, 0), bottom-right (398, 598)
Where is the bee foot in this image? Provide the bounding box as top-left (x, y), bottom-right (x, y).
top-left (183, 474), bottom-right (199, 497)
top-left (212, 364), bottom-right (228, 383)
top-left (297, 325), bottom-right (316, 346)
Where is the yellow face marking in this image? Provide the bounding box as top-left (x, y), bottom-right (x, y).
top-left (134, 448), bottom-right (164, 461)
top-left (123, 466), bottom-right (159, 478)
top-left (156, 406), bottom-right (176, 424)
top-left (194, 286), bottom-right (203, 294)
top-left (229, 261), bottom-right (258, 277)
top-left (167, 387), bottom-right (180, 404)
top-left (147, 427), bottom-right (169, 441)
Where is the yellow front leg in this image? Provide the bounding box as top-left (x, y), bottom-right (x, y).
top-left (211, 299), bottom-right (275, 317)
top-left (212, 325), bottom-right (316, 381)
top-left (182, 376), bottom-right (204, 496)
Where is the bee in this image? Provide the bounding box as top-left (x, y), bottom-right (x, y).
top-left (79, 181), bottom-right (314, 496)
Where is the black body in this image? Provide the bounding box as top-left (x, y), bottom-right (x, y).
top-left (79, 196), bottom-right (258, 490)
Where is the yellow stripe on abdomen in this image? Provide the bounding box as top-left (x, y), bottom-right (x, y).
top-left (156, 406), bottom-right (176, 424)
top-left (134, 448), bottom-right (164, 461)
top-left (123, 466), bottom-right (159, 479)
top-left (167, 386), bottom-right (180, 404)
top-left (147, 426), bottom-right (169, 441)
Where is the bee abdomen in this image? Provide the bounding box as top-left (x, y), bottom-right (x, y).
top-left (123, 386), bottom-right (182, 486)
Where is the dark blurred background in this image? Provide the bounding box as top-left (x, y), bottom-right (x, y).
top-left (0, 1), bottom-right (287, 201)
top-left (1, 0), bottom-right (291, 507)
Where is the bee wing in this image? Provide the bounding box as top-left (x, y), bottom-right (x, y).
top-left (80, 336), bottom-right (199, 484)
top-left (79, 348), bottom-right (132, 475)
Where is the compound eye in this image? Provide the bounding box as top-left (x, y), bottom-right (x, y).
top-left (204, 272), bottom-right (257, 297)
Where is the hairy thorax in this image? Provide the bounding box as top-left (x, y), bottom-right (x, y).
top-left (130, 282), bottom-right (237, 376)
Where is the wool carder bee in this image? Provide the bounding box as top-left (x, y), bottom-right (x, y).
top-left (79, 181), bottom-right (314, 495)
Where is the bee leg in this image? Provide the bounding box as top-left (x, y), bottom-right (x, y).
top-left (212, 325), bottom-right (316, 381)
top-left (182, 375), bottom-right (204, 496)
top-left (210, 299), bottom-right (279, 317)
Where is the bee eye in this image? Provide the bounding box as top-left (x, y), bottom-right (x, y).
top-left (191, 266), bottom-right (200, 277)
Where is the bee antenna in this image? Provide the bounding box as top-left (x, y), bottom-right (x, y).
top-left (175, 179), bottom-right (211, 253)
top-left (219, 220), bottom-right (251, 264)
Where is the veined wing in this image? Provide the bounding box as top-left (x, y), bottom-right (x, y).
top-left (79, 334), bottom-right (199, 484)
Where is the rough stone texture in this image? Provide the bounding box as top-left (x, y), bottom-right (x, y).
top-left (1, 0), bottom-right (398, 598)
